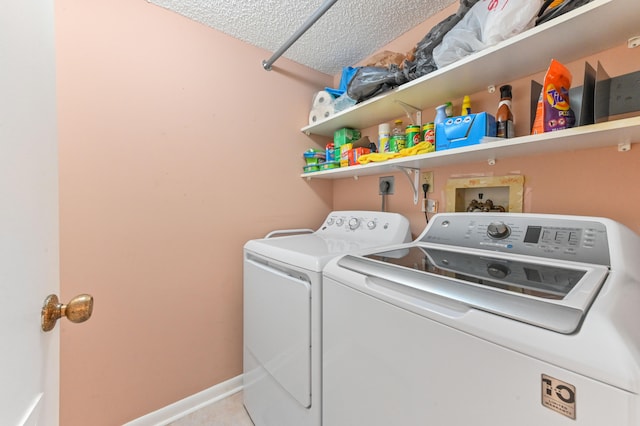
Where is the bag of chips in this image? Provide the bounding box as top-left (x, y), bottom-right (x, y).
top-left (531, 59), bottom-right (576, 134)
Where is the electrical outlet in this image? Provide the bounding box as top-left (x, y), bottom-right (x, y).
top-left (421, 199), bottom-right (438, 213)
top-left (421, 171), bottom-right (434, 193)
top-left (379, 176), bottom-right (394, 195)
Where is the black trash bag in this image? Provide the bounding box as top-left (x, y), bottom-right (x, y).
top-left (347, 0), bottom-right (480, 103)
top-left (345, 64), bottom-right (402, 102)
top-left (401, 0), bottom-right (480, 82)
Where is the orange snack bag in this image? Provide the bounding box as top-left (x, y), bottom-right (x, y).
top-left (531, 59), bottom-right (575, 134)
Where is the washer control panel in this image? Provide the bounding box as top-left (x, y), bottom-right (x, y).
top-left (318, 211), bottom-right (411, 244)
top-left (421, 214), bottom-right (610, 266)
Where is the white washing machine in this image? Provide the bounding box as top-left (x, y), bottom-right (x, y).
top-left (323, 213), bottom-right (640, 425)
top-left (243, 210), bottom-right (411, 426)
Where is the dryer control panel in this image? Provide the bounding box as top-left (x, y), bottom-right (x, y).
top-left (420, 213), bottom-right (610, 266)
top-left (317, 211), bottom-right (411, 245)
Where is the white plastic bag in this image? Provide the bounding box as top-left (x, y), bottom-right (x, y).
top-left (433, 0), bottom-right (543, 69)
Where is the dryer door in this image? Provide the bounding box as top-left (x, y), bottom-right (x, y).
top-left (244, 255), bottom-right (311, 407)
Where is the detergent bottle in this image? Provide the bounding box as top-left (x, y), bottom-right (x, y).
top-left (389, 119), bottom-right (406, 152)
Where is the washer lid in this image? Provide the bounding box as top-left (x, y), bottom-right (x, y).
top-left (337, 244), bottom-right (609, 334)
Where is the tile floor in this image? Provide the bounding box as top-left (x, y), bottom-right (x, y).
top-left (167, 391), bottom-right (254, 426)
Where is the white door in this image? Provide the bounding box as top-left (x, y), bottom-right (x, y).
top-left (1, 0), bottom-right (60, 425)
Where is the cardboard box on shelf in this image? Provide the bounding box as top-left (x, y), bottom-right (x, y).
top-left (339, 136), bottom-right (372, 167)
top-left (334, 128), bottom-right (361, 146)
top-left (348, 147), bottom-right (370, 166)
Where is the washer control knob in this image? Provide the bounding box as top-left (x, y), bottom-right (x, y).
top-left (487, 263), bottom-right (510, 279)
top-left (336, 218), bottom-right (344, 227)
top-left (326, 217), bottom-right (335, 226)
top-left (367, 221), bottom-right (376, 230)
top-left (348, 217), bottom-right (360, 230)
top-left (487, 222), bottom-right (511, 239)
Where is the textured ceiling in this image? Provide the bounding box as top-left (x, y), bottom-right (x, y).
top-left (146, 0), bottom-right (455, 75)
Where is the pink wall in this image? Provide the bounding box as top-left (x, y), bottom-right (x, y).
top-left (55, 0), bottom-right (332, 424)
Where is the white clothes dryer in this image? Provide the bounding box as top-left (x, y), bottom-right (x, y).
top-left (243, 211), bottom-right (411, 426)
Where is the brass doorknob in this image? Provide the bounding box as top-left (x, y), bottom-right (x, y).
top-left (41, 294), bottom-right (94, 332)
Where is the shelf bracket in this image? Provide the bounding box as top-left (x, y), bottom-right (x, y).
top-left (394, 100), bottom-right (422, 126)
top-left (618, 142), bottom-right (631, 152)
top-left (398, 167), bottom-right (420, 205)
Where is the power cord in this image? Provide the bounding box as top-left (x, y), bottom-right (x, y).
top-left (380, 180), bottom-right (392, 212)
top-left (422, 183), bottom-right (430, 223)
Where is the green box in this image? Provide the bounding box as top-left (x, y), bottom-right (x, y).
top-left (333, 128), bottom-right (361, 147)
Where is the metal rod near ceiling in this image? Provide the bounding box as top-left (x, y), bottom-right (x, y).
top-left (262, 0), bottom-right (339, 71)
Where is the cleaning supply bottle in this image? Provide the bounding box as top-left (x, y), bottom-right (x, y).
top-left (390, 119), bottom-right (406, 152)
top-left (496, 85), bottom-right (514, 138)
top-left (434, 104), bottom-right (448, 148)
top-left (461, 95), bottom-right (471, 116)
top-left (445, 102), bottom-right (453, 117)
top-left (378, 123), bottom-right (391, 152)
top-left (434, 104), bottom-right (448, 126)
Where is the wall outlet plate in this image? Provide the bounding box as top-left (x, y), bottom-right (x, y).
top-left (379, 176), bottom-right (394, 195)
top-left (421, 171), bottom-right (434, 193)
top-left (421, 199), bottom-right (438, 213)
top-left (427, 199), bottom-right (438, 213)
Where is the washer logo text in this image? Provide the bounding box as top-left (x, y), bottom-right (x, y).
top-left (541, 374), bottom-right (576, 420)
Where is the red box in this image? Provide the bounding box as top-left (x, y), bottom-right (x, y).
top-left (348, 147), bottom-right (371, 166)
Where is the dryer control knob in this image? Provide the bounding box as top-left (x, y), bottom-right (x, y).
top-left (367, 221), bottom-right (376, 230)
top-left (348, 218), bottom-right (360, 230)
top-left (336, 218), bottom-right (344, 226)
top-left (487, 222), bottom-right (511, 239)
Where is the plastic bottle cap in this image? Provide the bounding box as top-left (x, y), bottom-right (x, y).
top-left (394, 119), bottom-right (403, 125)
top-left (500, 85), bottom-right (512, 98)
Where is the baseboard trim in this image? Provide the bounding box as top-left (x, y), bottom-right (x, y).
top-left (123, 374), bottom-right (243, 426)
